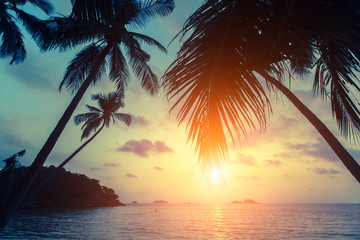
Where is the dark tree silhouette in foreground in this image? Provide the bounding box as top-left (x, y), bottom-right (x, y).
top-left (0, 0), bottom-right (53, 64)
top-left (163, 0), bottom-right (360, 181)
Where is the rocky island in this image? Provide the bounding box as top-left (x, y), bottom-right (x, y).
top-left (153, 200), bottom-right (168, 204)
top-left (231, 199), bottom-right (258, 204)
top-left (0, 166), bottom-right (125, 208)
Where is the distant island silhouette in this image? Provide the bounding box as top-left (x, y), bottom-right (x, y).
top-left (0, 166), bottom-right (125, 208)
top-left (153, 200), bottom-right (168, 204)
top-left (231, 199), bottom-right (258, 204)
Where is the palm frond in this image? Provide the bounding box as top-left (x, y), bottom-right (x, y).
top-left (109, 44), bottom-right (130, 92)
top-left (130, 0), bottom-right (175, 28)
top-left (42, 17), bottom-right (106, 51)
top-left (70, 0), bottom-right (114, 23)
top-left (11, 7), bottom-right (51, 48)
top-left (124, 36), bottom-right (159, 95)
top-left (0, 13), bottom-right (26, 64)
top-left (74, 112), bottom-right (99, 125)
top-left (26, 0), bottom-right (53, 15)
top-left (81, 117), bottom-right (103, 140)
top-left (163, 7), bottom-right (271, 168)
top-left (314, 42), bottom-right (360, 141)
top-left (60, 44), bottom-right (109, 94)
top-left (113, 113), bottom-right (132, 126)
top-left (86, 104), bottom-right (102, 113)
top-left (128, 31), bottom-right (167, 53)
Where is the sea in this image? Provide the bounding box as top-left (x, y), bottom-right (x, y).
top-left (0, 203), bottom-right (359, 239)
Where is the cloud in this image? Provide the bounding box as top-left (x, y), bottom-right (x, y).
top-left (285, 143), bottom-right (308, 151)
top-left (89, 167), bottom-right (102, 171)
top-left (284, 137), bottom-right (338, 162)
top-left (130, 115), bottom-right (149, 127)
top-left (4, 54), bottom-right (57, 90)
top-left (103, 163), bottom-right (121, 167)
top-left (0, 117), bottom-right (36, 164)
top-left (282, 174), bottom-right (291, 178)
top-left (264, 160), bottom-right (282, 166)
top-left (251, 176), bottom-right (260, 181)
top-left (126, 173), bottom-right (138, 178)
top-left (154, 166), bottom-right (163, 171)
top-left (154, 141), bottom-right (173, 153)
top-left (117, 139), bottom-right (173, 157)
top-left (308, 168), bottom-right (341, 175)
top-left (235, 175), bottom-right (260, 181)
top-left (231, 154), bottom-right (255, 166)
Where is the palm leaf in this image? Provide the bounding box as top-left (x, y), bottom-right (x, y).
top-left (130, 0), bottom-right (175, 28)
top-left (109, 44), bottom-right (130, 92)
top-left (0, 14), bottom-right (26, 64)
top-left (114, 113), bottom-right (132, 126)
top-left (11, 7), bottom-right (51, 48)
top-left (128, 31), bottom-right (167, 53)
top-left (74, 112), bottom-right (99, 125)
top-left (124, 36), bottom-right (159, 95)
top-left (163, 8), bottom-right (271, 168)
top-left (25, 0), bottom-right (53, 15)
top-left (60, 44), bottom-right (109, 94)
top-left (42, 17), bottom-right (106, 51)
top-left (81, 117), bottom-right (102, 140)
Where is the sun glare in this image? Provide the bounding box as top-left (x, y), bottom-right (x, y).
top-left (211, 168), bottom-right (221, 182)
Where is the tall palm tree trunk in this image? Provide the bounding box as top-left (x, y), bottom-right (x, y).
top-left (21, 124), bottom-right (105, 207)
top-left (259, 71), bottom-right (360, 183)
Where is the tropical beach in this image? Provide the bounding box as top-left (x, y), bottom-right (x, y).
top-left (1, 0), bottom-right (360, 238)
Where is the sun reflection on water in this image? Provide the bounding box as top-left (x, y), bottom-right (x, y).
top-left (212, 204), bottom-right (226, 238)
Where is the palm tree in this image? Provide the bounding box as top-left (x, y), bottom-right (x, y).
top-left (22, 92), bottom-right (131, 206)
top-left (0, 0), bottom-right (174, 230)
top-left (163, 0), bottom-right (360, 182)
top-left (0, 150), bottom-right (26, 208)
top-left (0, 0), bottom-right (53, 64)
top-left (1, 149), bottom-right (25, 173)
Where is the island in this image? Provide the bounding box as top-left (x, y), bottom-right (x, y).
top-left (231, 199), bottom-right (258, 204)
top-left (0, 166), bottom-right (125, 208)
top-left (153, 200), bottom-right (168, 204)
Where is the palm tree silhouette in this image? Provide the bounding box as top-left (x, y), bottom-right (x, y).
top-left (0, 0), bottom-right (53, 64)
top-left (1, 150), bottom-right (25, 173)
top-left (22, 92), bottom-right (131, 206)
top-left (0, 0), bottom-right (174, 230)
top-left (163, 0), bottom-right (360, 182)
top-left (0, 150), bottom-right (26, 200)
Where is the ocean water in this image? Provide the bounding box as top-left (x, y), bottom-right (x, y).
top-left (1, 204), bottom-right (360, 239)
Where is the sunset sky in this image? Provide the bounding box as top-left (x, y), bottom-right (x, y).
top-left (1, 0), bottom-right (360, 204)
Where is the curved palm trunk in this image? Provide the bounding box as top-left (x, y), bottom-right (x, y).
top-left (0, 46), bottom-right (111, 231)
top-left (21, 124), bottom-right (105, 207)
top-left (259, 71), bottom-right (360, 183)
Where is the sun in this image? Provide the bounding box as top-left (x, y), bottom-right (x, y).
top-left (211, 168), bottom-right (221, 182)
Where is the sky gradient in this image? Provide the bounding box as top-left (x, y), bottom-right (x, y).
top-left (1, 0), bottom-right (360, 204)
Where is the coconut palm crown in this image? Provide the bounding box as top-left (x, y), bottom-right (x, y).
top-left (163, 0), bottom-right (360, 170)
top-left (0, 0), bottom-right (53, 64)
top-left (75, 92), bottom-right (131, 140)
top-left (43, 0), bottom-right (175, 95)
